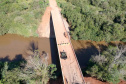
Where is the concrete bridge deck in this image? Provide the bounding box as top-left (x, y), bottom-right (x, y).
top-left (49, 0), bottom-right (85, 84)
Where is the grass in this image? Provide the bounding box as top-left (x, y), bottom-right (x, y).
top-left (0, 0), bottom-right (48, 37)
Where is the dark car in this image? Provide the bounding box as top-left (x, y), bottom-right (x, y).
top-left (64, 32), bottom-right (68, 38)
top-left (60, 51), bottom-right (67, 59)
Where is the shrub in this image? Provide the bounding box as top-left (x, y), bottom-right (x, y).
top-left (1, 50), bottom-right (57, 84)
top-left (0, 0), bottom-right (48, 37)
top-left (86, 45), bottom-right (126, 83)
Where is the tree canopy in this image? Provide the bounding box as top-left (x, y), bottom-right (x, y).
top-left (57, 0), bottom-right (126, 42)
top-left (86, 45), bottom-right (126, 83)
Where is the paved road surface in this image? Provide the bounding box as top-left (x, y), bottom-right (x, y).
top-left (49, 0), bottom-right (85, 84)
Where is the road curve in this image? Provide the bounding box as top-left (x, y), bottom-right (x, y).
top-left (49, 0), bottom-right (85, 84)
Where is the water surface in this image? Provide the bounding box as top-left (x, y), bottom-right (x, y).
top-left (0, 34), bottom-right (52, 64)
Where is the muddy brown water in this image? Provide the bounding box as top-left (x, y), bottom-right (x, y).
top-left (1, 34), bottom-right (122, 68)
top-left (0, 34), bottom-right (55, 64)
top-left (0, 34), bottom-right (98, 67)
top-left (0, 34), bottom-right (105, 66)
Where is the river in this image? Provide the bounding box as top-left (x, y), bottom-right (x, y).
top-left (0, 34), bottom-right (111, 68)
top-left (0, 34), bottom-right (53, 63)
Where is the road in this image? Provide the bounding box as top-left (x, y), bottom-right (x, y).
top-left (49, 0), bottom-right (85, 84)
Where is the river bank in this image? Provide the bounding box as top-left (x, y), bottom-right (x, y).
top-left (0, 34), bottom-right (126, 84)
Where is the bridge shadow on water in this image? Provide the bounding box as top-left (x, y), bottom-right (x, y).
top-left (49, 14), bottom-right (62, 78)
top-left (75, 46), bottom-right (98, 68)
top-left (75, 42), bottom-right (108, 68)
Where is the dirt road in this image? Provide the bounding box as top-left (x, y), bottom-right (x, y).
top-left (49, 0), bottom-right (85, 84)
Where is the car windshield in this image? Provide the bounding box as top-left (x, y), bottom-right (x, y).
top-left (62, 52), bottom-right (66, 56)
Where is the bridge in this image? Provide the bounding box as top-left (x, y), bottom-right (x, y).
top-left (49, 0), bottom-right (85, 84)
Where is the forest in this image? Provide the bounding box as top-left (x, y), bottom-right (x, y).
top-left (57, 0), bottom-right (126, 42)
top-left (57, 0), bottom-right (126, 83)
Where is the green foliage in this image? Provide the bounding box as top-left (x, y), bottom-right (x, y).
top-left (1, 62), bottom-right (8, 79)
top-left (0, 0), bottom-right (48, 37)
top-left (48, 64), bottom-right (57, 79)
top-left (0, 51), bottom-right (57, 84)
top-left (0, 62), bottom-right (24, 84)
top-left (86, 45), bottom-right (126, 83)
top-left (2, 68), bottom-right (21, 84)
top-left (58, 0), bottom-right (126, 42)
top-left (0, 80), bottom-right (3, 84)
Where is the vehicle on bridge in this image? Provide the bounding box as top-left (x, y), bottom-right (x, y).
top-left (60, 51), bottom-right (67, 59)
top-left (64, 32), bottom-right (68, 38)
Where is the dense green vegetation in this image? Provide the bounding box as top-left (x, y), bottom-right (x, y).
top-left (57, 0), bottom-right (126, 83)
top-left (86, 45), bottom-right (126, 83)
top-left (0, 0), bottom-right (48, 37)
top-left (57, 0), bottom-right (126, 42)
top-left (0, 50), bottom-right (57, 84)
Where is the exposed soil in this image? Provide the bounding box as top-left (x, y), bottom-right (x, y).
top-left (84, 77), bottom-right (109, 84)
top-left (37, 5), bottom-right (69, 38)
top-left (84, 77), bottom-right (126, 84)
top-left (37, 7), bottom-right (52, 38)
top-left (118, 80), bottom-right (126, 84)
top-left (49, 77), bottom-right (108, 84)
top-left (49, 76), bottom-right (126, 84)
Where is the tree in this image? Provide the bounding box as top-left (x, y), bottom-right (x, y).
top-left (86, 45), bottom-right (126, 83)
top-left (1, 62), bottom-right (21, 84)
top-left (58, 0), bottom-right (126, 42)
top-left (90, 0), bottom-right (102, 6)
top-left (19, 50), bottom-right (57, 84)
top-left (1, 50), bottom-right (57, 84)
